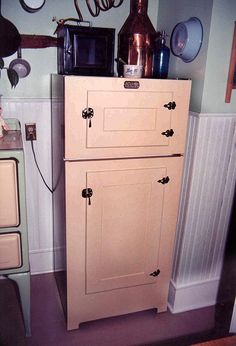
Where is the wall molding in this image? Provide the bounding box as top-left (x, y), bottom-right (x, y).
top-left (170, 111), bottom-right (236, 313)
top-left (173, 112), bottom-right (236, 285)
top-left (190, 111), bottom-right (236, 118)
top-left (29, 247), bottom-right (64, 275)
top-left (29, 248), bottom-right (54, 275)
top-left (2, 97), bottom-right (51, 103)
top-left (168, 278), bottom-right (220, 313)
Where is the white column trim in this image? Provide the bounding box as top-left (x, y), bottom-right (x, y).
top-left (189, 111), bottom-right (236, 118)
top-left (168, 278), bottom-right (220, 313)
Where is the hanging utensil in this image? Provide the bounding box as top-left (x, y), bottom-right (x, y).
top-left (0, 0), bottom-right (21, 57)
top-left (9, 48), bottom-right (31, 78)
top-left (74, 0), bottom-right (124, 19)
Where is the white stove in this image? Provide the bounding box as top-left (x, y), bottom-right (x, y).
top-left (0, 118), bottom-right (31, 336)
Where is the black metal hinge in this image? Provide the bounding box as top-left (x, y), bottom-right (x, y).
top-left (164, 101), bottom-right (176, 110)
top-left (149, 269), bottom-right (160, 277)
top-left (161, 129), bottom-right (174, 137)
top-left (158, 176), bottom-right (170, 184)
top-left (82, 188), bottom-right (93, 205)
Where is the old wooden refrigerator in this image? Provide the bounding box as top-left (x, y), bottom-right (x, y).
top-left (51, 76), bottom-right (191, 330)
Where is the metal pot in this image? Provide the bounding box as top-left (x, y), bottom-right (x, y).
top-left (170, 17), bottom-right (203, 63)
top-left (9, 48), bottom-right (31, 78)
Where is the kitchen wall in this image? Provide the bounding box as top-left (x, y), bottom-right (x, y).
top-left (201, 0), bottom-right (236, 113)
top-left (157, 0), bottom-right (213, 113)
top-left (157, 0), bottom-right (236, 313)
top-left (157, 0), bottom-right (236, 113)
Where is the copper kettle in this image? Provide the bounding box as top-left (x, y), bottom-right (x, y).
top-left (117, 0), bottom-right (156, 78)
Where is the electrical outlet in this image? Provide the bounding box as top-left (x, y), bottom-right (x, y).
top-left (25, 123), bottom-right (37, 141)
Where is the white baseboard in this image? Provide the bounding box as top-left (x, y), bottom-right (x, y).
top-left (29, 247), bottom-right (65, 275)
top-left (168, 278), bottom-right (220, 313)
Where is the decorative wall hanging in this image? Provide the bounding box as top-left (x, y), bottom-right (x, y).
top-left (225, 21), bottom-right (236, 103)
top-left (74, 0), bottom-right (124, 20)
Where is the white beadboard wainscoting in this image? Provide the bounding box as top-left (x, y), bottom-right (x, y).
top-left (168, 111), bottom-right (236, 313)
top-left (2, 99), bottom-right (236, 313)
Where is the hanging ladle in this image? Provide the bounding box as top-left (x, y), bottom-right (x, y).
top-left (9, 48), bottom-right (31, 78)
top-left (0, 0), bottom-right (21, 57)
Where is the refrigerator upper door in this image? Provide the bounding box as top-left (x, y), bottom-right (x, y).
top-left (86, 90), bottom-right (172, 148)
top-left (63, 77), bottom-right (191, 159)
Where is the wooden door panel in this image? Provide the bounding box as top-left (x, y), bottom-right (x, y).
top-left (86, 166), bottom-right (166, 294)
top-left (103, 108), bottom-right (157, 131)
top-left (86, 91), bottom-right (172, 148)
top-left (63, 77), bottom-right (191, 159)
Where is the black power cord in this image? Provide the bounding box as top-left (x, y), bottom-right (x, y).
top-left (30, 140), bottom-right (54, 194)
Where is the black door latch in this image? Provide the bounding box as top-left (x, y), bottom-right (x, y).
top-left (82, 188), bottom-right (93, 205)
top-left (149, 269), bottom-right (160, 277)
top-left (82, 107), bottom-right (94, 128)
